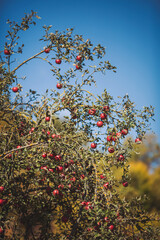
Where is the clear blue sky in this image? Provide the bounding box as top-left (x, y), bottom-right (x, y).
top-left (1, 0), bottom-right (160, 141)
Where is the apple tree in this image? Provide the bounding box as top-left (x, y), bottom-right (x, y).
top-left (0, 11), bottom-right (159, 240)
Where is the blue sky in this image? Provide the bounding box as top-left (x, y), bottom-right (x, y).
top-left (1, 0), bottom-right (160, 141)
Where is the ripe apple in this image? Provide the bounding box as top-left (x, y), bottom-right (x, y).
top-left (88, 108), bottom-right (96, 115)
top-left (103, 106), bottom-right (110, 112)
top-left (41, 166), bottom-right (48, 171)
top-left (4, 49), bottom-right (10, 55)
top-left (56, 166), bottom-right (63, 172)
top-left (100, 174), bottom-right (105, 179)
top-left (108, 225), bottom-right (114, 230)
top-left (0, 199), bottom-right (4, 206)
top-left (55, 59), bottom-right (61, 64)
top-left (0, 187), bottom-right (4, 193)
top-left (47, 131), bottom-right (50, 135)
top-left (70, 177), bottom-right (76, 182)
top-left (0, 227), bottom-right (3, 234)
top-left (44, 48), bottom-right (50, 53)
top-left (55, 155), bottom-right (62, 161)
top-left (103, 182), bottom-right (109, 189)
top-left (76, 64), bottom-right (80, 69)
top-left (91, 143), bottom-right (97, 149)
top-left (97, 121), bottom-right (103, 127)
top-left (107, 136), bottom-right (112, 142)
top-left (58, 184), bottom-right (64, 189)
top-left (81, 174), bottom-right (85, 179)
top-left (42, 153), bottom-right (47, 158)
top-left (135, 138), bottom-right (142, 143)
top-left (100, 113), bottom-right (107, 120)
top-left (48, 168), bottom-right (54, 172)
top-left (31, 127), bottom-right (35, 132)
top-left (118, 155), bottom-right (124, 161)
top-left (108, 147), bottom-right (114, 153)
top-left (123, 182), bottom-right (128, 187)
top-left (12, 87), bottom-right (19, 92)
top-left (56, 83), bottom-right (62, 89)
top-left (53, 189), bottom-right (59, 196)
top-left (121, 129), bottom-right (128, 135)
top-left (116, 132), bottom-right (122, 138)
top-left (103, 217), bottom-right (109, 223)
top-left (45, 116), bottom-right (50, 122)
top-left (76, 55), bottom-right (82, 61)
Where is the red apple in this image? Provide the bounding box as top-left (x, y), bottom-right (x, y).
top-left (12, 87), bottom-right (19, 92)
top-left (121, 129), bottom-right (128, 135)
top-left (107, 136), bottom-right (112, 142)
top-left (108, 147), bottom-right (114, 153)
top-left (81, 174), bottom-right (85, 179)
top-left (76, 64), bottom-right (80, 69)
top-left (116, 132), bottom-right (122, 138)
top-left (56, 83), bottom-right (62, 89)
top-left (41, 166), bottom-right (48, 171)
top-left (58, 184), bottom-right (64, 189)
top-left (123, 182), bottom-right (128, 187)
top-left (49, 153), bottom-right (54, 159)
top-left (42, 153), bottom-right (47, 158)
top-left (55, 59), bottom-right (61, 64)
top-left (108, 225), bottom-right (114, 230)
top-left (97, 121), bottom-right (103, 127)
top-left (76, 55), bottom-right (82, 61)
top-left (48, 168), bottom-right (54, 172)
top-left (100, 174), bottom-right (105, 179)
top-left (47, 131), bottom-right (50, 135)
top-left (31, 127), bottom-right (35, 132)
top-left (56, 166), bottom-right (63, 172)
top-left (44, 48), bottom-right (50, 53)
top-left (55, 155), bottom-right (62, 161)
top-left (118, 155), bottom-right (124, 161)
top-left (0, 227), bottom-right (3, 234)
top-left (53, 189), bottom-right (59, 196)
top-left (103, 106), bottom-right (110, 112)
top-left (0, 187), bottom-right (4, 193)
top-left (103, 217), bottom-right (109, 223)
top-left (135, 138), bottom-right (142, 143)
top-left (100, 113), bottom-right (107, 120)
top-left (0, 199), bottom-right (4, 206)
top-left (45, 116), bottom-right (50, 122)
top-left (88, 108), bottom-right (96, 115)
top-left (4, 49), bottom-right (10, 55)
top-left (103, 182), bottom-right (109, 189)
top-left (91, 143), bottom-right (97, 149)
top-left (69, 160), bottom-right (74, 164)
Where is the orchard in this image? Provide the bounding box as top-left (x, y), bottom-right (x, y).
top-left (0, 11), bottom-right (159, 240)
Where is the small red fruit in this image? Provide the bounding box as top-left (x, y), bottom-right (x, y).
top-left (121, 129), bottom-right (128, 135)
top-left (88, 109), bottom-right (96, 115)
top-left (108, 147), bottom-right (114, 153)
top-left (58, 184), bottom-right (64, 189)
top-left (4, 49), bottom-right (10, 55)
top-left (76, 55), bottom-right (82, 61)
top-left (48, 168), bottom-right (54, 172)
top-left (118, 155), bottom-right (124, 161)
top-left (55, 59), bottom-right (61, 64)
top-left (100, 174), bottom-right (105, 179)
top-left (12, 87), bottom-right (19, 92)
top-left (91, 143), bottom-right (97, 149)
top-left (97, 121), bottom-right (103, 127)
top-left (107, 136), bottom-right (112, 142)
top-left (81, 174), bottom-right (85, 179)
top-left (56, 83), bottom-right (62, 89)
top-left (53, 189), bottom-right (59, 196)
top-left (100, 113), bottom-right (107, 120)
top-left (103, 217), bottom-right (109, 222)
top-left (123, 182), bottom-right (128, 187)
top-left (103, 182), bottom-right (109, 189)
top-left (116, 132), bottom-right (122, 138)
top-left (135, 138), bottom-right (142, 143)
top-left (108, 225), bottom-right (114, 231)
top-left (0, 227), bottom-right (3, 234)
top-left (56, 166), bottom-right (63, 172)
top-left (45, 116), bottom-right (50, 122)
top-left (6, 154), bottom-right (12, 159)
top-left (0, 187), bottom-right (4, 193)
top-left (0, 199), bottom-right (4, 206)
top-left (31, 127), bottom-right (35, 132)
top-left (103, 106), bottom-right (110, 112)
top-left (47, 131), bottom-right (50, 135)
top-left (44, 48), bottom-right (50, 53)
top-left (42, 153), bottom-right (47, 158)
top-left (55, 155), bottom-right (62, 161)
top-left (69, 160), bottom-right (74, 164)
top-left (49, 153), bottom-right (54, 159)
top-left (76, 65), bottom-right (80, 69)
